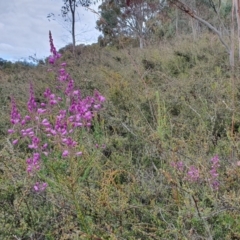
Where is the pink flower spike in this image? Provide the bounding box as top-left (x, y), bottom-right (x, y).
top-left (42, 119), bottom-right (48, 123)
top-left (84, 111), bottom-right (92, 120)
top-left (33, 182), bottom-right (48, 192)
top-left (68, 116), bottom-right (74, 122)
top-left (61, 130), bottom-right (67, 135)
top-left (28, 136), bottom-right (40, 149)
top-left (28, 131), bottom-right (35, 137)
top-left (25, 128), bottom-right (33, 133)
top-left (61, 62), bottom-right (67, 67)
top-left (94, 104), bottom-right (101, 110)
top-left (50, 94), bottom-right (55, 99)
top-left (99, 95), bottom-right (105, 102)
top-left (8, 129), bottom-right (15, 134)
top-left (94, 91), bottom-right (106, 102)
top-left (27, 165), bottom-right (33, 174)
top-left (73, 90), bottom-right (79, 95)
top-left (76, 151), bottom-right (82, 156)
top-left (25, 115), bottom-right (31, 121)
top-left (50, 99), bottom-right (57, 105)
top-left (44, 88), bottom-right (51, 98)
top-left (34, 182), bottom-right (39, 191)
top-left (42, 143), bottom-right (48, 149)
top-left (62, 150), bottom-right (69, 157)
top-left (50, 129), bottom-right (57, 135)
top-left (41, 183), bottom-right (48, 191)
top-left (12, 139), bottom-right (19, 145)
top-left (27, 83), bottom-right (37, 113)
top-left (49, 57), bottom-right (54, 64)
top-left (72, 141), bottom-right (77, 147)
top-left (21, 119), bottom-right (26, 125)
top-left (42, 119), bottom-right (50, 127)
top-left (187, 166), bottom-right (199, 182)
top-left (10, 97), bottom-right (21, 124)
top-left (37, 108), bottom-right (46, 114)
top-left (74, 122), bottom-right (83, 127)
top-left (49, 31), bottom-right (61, 64)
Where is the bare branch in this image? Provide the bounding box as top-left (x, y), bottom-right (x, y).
top-left (169, 0), bottom-right (230, 54)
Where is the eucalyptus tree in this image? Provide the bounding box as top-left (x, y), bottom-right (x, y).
top-left (48, 0), bottom-right (91, 54)
top-left (168, 0), bottom-right (238, 68)
top-left (97, 0), bottom-right (166, 48)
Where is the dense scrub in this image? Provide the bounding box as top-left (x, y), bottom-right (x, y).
top-left (1, 34), bottom-right (240, 239)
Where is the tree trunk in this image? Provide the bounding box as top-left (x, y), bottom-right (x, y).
top-left (190, 18), bottom-right (197, 40)
top-left (170, 0), bottom-right (233, 67)
top-left (235, 0), bottom-right (240, 61)
top-left (175, 8), bottom-right (179, 36)
top-left (230, 0), bottom-right (235, 68)
top-left (139, 36), bottom-right (144, 49)
top-left (69, 0), bottom-right (76, 55)
top-left (136, 19), bottom-right (144, 49)
top-left (190, 0), bottom-right (197, 40)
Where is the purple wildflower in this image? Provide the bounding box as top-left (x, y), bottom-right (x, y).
top-left (12, 139), bottom-right (19, 145)
top-left (49, 31), bottom-right (61, 64)
top-left (62, 150), bottom-right (69, 157)
top-left (28, 136), bottom-right (40, 149)
top-left (8, 129), bottom-right (15, 134)
top-left (171, 161), bottom-right (184, 171)
top-left (33, 182), bottom-right (48, 192)
top-left (10, 97), bottom-right (21, 125)
top-left (94, 90), bottom-right (106, 103)
top-left (187, 166), bottom-right (200, 182)
top-left (209, 155), bottom-right (220, 190)
top-left (26, 153), bottom-right (41, 174)
top-left (27, 83), bottom-right (37, 113)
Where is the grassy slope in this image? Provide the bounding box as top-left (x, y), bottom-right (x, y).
top-left (1, 34), bottom-right (240, 239)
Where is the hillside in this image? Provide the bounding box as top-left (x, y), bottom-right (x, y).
top-left (1, 34), bottom-right (240, 239)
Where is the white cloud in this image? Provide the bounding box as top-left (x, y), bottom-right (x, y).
top-left (0, 0), bottom-right (100, 61)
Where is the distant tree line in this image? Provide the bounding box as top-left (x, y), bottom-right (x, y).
top-left (52, 0), bottom-right (237, 66)
top-left (0, 58), bottom-right (36, 69)
top-left (95, 0), bottom-right (240, 67)
top-left (96, 0), bottom-right (232, 48)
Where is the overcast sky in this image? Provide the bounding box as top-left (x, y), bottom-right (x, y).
top-left (0, 0), bottom-right (100, 62)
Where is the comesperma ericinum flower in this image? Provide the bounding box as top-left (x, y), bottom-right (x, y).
top-left (12, 139), bottom-right (19, 145)
top-left (62, 150), bottom-right (69, 157)
top-left (209, 155), bottom-right (220, 190)
top-left (187, 166), bottom-right (200, 182)
top-left (8, 31), bottom-right (106, 192)
top-left (27, 83), bottom-right (37, 113)
top-left (10, 97), bottom-right (21, 125)
top-left (8, 129), bottom-right (15, 134)
top-left (33, 182), bottom-right (48, 192)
